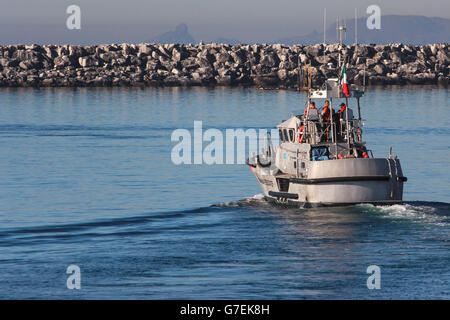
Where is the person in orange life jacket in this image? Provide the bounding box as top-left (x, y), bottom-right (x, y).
top-left (338, 103), bottom-right (347, 117)
top-left (332, 103), bottom-right (346, 138)
top-left (337, 103), bottom-right (348, 134)
top-left (304, 101), bottom-right (317, 116)
top-left (321, 100), bottom-right (331, 121)
top-left (320, 100), bottom-right (332, 141)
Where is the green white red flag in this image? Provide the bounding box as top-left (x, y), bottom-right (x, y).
top-left (341, 64), bottom-right (349, 97)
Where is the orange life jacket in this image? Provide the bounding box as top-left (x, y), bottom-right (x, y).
top-left (338, 105), bottom-right (347, 115)
top-left (322, 106), bottom-right (330, 121)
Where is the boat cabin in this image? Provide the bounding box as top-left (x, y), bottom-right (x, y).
top-left (276, 79), bottom-right (370, 162)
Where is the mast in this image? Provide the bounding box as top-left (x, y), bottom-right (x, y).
top-left (323, 8), bottom-right (326, 45)
top-left (336, 17), bottom-right (339, 44)
top-left (337, 20), bottom-right (346, 47)
top-left (355, 8), bottom-right (358, 45)
top-left (330, 98), bottom-right (335, 144)
top-left (297, 54), bottom-right (302, 89)
top-left (336, 18), bottom-right (351, 152)
top-left (355, 8), bottom-right (358, 56)
top-left (345, 95), bottom-right (350, 150)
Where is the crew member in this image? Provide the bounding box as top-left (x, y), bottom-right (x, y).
top-left (321, 100), bottom-right (331, 141)
top-left (338, 103), bottom-right (347, 117)
top-left (337, 103), bottom-right (348, 130)
top-left (322, 100), bottom-right (331, 121)
top-left (304, 101), bottom-right (317, 116)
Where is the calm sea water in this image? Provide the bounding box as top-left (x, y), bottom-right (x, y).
top-left (0, 86), bottom-right (448, 299)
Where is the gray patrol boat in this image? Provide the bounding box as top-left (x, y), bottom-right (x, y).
top-left (246, 75), bottom-right (407, 207)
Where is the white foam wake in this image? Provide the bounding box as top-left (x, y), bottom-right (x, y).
top-left (357, 203), bottom-right (447, 226)
top-left (213, 194), bottom-right (267, 207)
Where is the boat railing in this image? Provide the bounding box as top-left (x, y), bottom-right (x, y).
top-left (301, 117), bottom-right (362, 145)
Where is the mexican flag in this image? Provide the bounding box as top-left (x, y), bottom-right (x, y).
top-left (341, 64), bottom-right (349, 97)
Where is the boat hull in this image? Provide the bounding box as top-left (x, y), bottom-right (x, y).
top-left (250, 158), bottom-right (406, 207)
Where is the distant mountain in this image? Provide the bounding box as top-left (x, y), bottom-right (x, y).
top-left (152, 24), bottom-right (195, 44)
top-left (1, 15), bottom-right (449, 46)
top-left (274, 15), bottom-right (450, 45)
top-left (151, 25), bottom-right (241, 45)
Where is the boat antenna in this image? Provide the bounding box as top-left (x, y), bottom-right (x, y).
top-left (337, 18), bottom-right (347, 47)
top-left (323, 8), bottom-right (327, 45)
top-left (355, 8), bottom-right (358, 46)
top-left (297, 54), bottom-right (303, 89)
top-left (336, 17), bottom-right (339, 43)
top-left (323, 8), bottom-right (327, 63)
top-left (344, 18), bottom-right (347, 42)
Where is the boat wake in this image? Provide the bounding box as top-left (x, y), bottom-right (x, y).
top-left (214, 195), bottom-right (450, 226)
top-left (355, 201), bottom-right (450, 226)
top-left (213, 193), bottom-right (267, 208)
top-left (1, 197), bottom-right (447, 247)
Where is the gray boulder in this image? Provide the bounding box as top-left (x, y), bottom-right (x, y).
top-left (79, 56), bottom-right (99, 68)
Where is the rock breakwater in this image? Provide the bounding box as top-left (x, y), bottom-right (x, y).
top-left (0, 43), bottom-right (448, 87)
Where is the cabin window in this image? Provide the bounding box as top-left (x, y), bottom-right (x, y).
top-left (288, 129), bottom-right (294, 142)
top-left (278, 129), bottom-right (284, 142)
top-left (283, 129), bottom-right (289, 142)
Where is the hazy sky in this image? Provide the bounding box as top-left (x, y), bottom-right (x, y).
top-left (1, 0), bottom-right (449, 43)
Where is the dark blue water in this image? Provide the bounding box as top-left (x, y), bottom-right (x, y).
top-left (0, 86), bottom-right (448, 299)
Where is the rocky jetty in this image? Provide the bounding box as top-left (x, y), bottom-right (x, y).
top-left (0, 43), bottom-right (448, 87)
